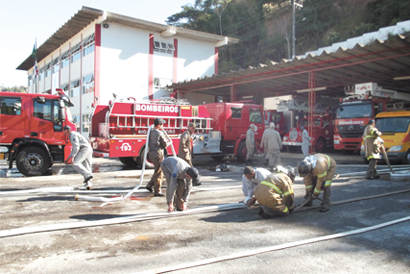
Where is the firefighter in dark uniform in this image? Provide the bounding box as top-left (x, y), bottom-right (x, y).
top-left (363, 119), bottom-right (382, 179)
top-left (146, 118), bottom-right (169, 196)
top-left (297, 154), bottom-right (337, 212)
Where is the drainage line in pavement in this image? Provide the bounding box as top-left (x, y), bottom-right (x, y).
top-left (138, 215), bottom-right (410, 274)
top-left (0, 188), bottom-right (409, 239)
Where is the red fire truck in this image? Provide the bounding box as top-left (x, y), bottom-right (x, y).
top-left (90, 98), bottom-right (221, 168)
top-left (90, 99), bottom-right (264, 165)
top-left (0, 90), bottom-right (76, 176)
top-left (202, 101), bottom-right (265, 161)
top-left (282, 114), bottom-right (334, 153)
top-left (334, 82), bottom-right (410, 151)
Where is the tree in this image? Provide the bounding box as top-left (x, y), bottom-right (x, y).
top-left (205, 0), bottom-right (232, 35)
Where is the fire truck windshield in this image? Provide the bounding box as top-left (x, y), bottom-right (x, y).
top-left (336, 103), bottom-right (372, 119)
top-left (376, 117), bottom-right (410, 133)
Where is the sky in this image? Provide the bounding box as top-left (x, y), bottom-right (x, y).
top-left (0, 0), bottom-right (196, 88)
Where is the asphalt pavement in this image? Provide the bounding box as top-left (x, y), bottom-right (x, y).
top-left (0, 151), bottom-right (409, 274)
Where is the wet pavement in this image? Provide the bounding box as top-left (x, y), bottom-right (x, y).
top-left (1, 151), bottom-right (410, 273)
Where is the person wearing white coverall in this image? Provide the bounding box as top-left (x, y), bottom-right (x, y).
top-left (246, 124), bottom-right (256, 164)
top-left (63, 125), bottom-right (93, 189)
top-left (262, 122), bottom-right (282, 169)
top-left (161, 156), bottom-right (200, 213)
top-left (242, 166), bottom-right (271, 207)
top-left (301, 126), bottom-right (311, 157)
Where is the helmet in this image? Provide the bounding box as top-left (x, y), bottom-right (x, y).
top-left (285, 165), bottom-right (296, 182)
top-left (297, 159), bottom-right (312, 177)
top-left (368, 119), bottom-right (375, 125)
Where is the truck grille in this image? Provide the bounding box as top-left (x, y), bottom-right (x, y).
top-left (337, 125), bottom-right (365, 139)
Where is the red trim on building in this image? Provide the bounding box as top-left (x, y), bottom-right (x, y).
top-left (173, 39), bottom-right (178, 83)
top-left (148, 34), bottom-right (154, 100)
top-left (214, 47), bottom-right (219, 75)
top-left (94, 24), bottom-right (101, 104)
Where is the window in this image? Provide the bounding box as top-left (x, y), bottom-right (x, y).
top-left (33, 99), bottom-right (52, 121)
top-left (72, 115), bottom-right (81, 132)
top-left (45, 69), bottom-right (51, 77)
top-left (52, 59), bottom-right (60, 73)
top-left (82, 73), bottom-right (94, 94)
top-left (153, 40), bottom-right (175, 54)
top-left (61, 51), bottom-right (69, 69)
top-left (70, 79), bottom-right (80, 97)
top-left (53, 101), bottom-right (62, 132)
top-left (60, 83), bottom-right (69, 92)
top-left (83, 43), bottom-right (94, 56)
top-left (0, 97), bottom-right (22, 115)
top-left (249, 108), bottom-right (262, 123)
top-left (70, 42), bottom-right (81, 63)
top-left (231, 107), bottom-right (241, 119)
top-left (82, 114), bottom-right (90, 132)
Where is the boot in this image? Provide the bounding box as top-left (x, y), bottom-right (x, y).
top-left (320, 187), bottom-right (331, 212)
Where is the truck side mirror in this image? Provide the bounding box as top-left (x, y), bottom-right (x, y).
top-left (58, 108), bottom-right (66, 121)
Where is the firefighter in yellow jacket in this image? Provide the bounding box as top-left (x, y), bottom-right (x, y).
top-left (363, 119), bottom-right (382, 179)
top-left (254, 165), bottom-right (296, 218)
top-left (297, 154), bottom-right (337, 212)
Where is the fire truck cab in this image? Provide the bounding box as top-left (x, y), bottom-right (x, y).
top-left (0, 90), bottom-right (75, 176)
top-left (334, 82), bottom-right (410, 151)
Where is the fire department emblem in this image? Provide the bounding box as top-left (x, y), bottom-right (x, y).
top-left (120, 143), bottom-right (132, 151)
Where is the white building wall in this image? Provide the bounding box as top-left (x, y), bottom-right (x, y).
top-left (100, 22), bottom-right (149, 104)
top-left (177, 37), bottom-right (215, 82)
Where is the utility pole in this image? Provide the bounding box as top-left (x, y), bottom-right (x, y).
top-left (291, 0), bottom-right (304, 60)
top-left (292, 0), bottom-right (296, 59)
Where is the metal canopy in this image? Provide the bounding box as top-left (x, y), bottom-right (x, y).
top-left (169, 34), bottom-right (410, 103)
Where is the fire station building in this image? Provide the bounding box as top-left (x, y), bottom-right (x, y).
top-left (17, 6), bottom-right (238, 137)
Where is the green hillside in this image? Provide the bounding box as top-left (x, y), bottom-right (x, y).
top-left (167, 0), bottom-right (410, 73)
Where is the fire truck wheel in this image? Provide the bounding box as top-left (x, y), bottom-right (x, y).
top-left (236, 141), bottom-right (247, 162)
top-left (16, 147), bottom-right (50, 176)
top-left (136, 148), bottom-right (154, 169)
top-left (119, 157), bottom-right (138, 168)
top-left (315, 138), bottom-right (326, 153)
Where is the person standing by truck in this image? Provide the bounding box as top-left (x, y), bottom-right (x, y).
top-left (301, 126), bottom-right (311, 157)
top-left (264, 122), bottom-right (282, 169)
top-left (363, 119), bottom-right (382, 179)
top-left (178, 122), bottom-right (195, 167)
top-left (63, 126), bottom-right (93, 190)
top-left (146, 118), bottom-right (169, 196)
top-left (246, 124), bottom-right (256, 165)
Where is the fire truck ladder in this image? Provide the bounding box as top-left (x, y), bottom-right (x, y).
top-left (108, 114), bottom-right (213, 138)
top-left (276, 96), bottom-right (334, 114)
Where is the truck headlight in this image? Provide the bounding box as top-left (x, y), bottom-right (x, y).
top-left (388, 145), bottom-right (403, 152)
top-left (283, 136), bottom-right (288, 141)
top-left (334, 140), bottom-right (340, 145)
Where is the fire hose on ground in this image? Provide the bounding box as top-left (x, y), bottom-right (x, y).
top-left (1, 188), bottom-right (409, 239)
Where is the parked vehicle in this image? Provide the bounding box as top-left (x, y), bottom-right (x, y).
top-left (202, 101), bottom-right (265, 161)
top-left (264, 110), bottom-right (285, 136)
top-left (282, 114), bottom-right (334, 153)
top-left (0, 89), bottom-right (75, 176)
top-left (360, 110), bottom-right (410, 164)
top-left (334, 82), bottom-right (410, 151)
top-left (90, 97), bottom-right (220, 168)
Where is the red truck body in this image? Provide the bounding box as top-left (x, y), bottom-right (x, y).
top-left (90, 99), bottom-right (218, 167)
top-left (202, 102), bottom-right (265, 161)
top-left (282, 114), bottom-right (334, 153)
top-left (0, 90), bottom-right (76, 176)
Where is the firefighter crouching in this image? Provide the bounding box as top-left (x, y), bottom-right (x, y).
top-left (297, 154), bottom-right (337, 213)
top-left (363, 119), bottom-right (382, 179)
top-left (254, 165), bottom-right (296, 219)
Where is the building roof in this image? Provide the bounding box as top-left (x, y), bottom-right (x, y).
top-left (17, 6), bottom-right (239, 71)
top-left (169, 20), bottom-right (410, 103)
